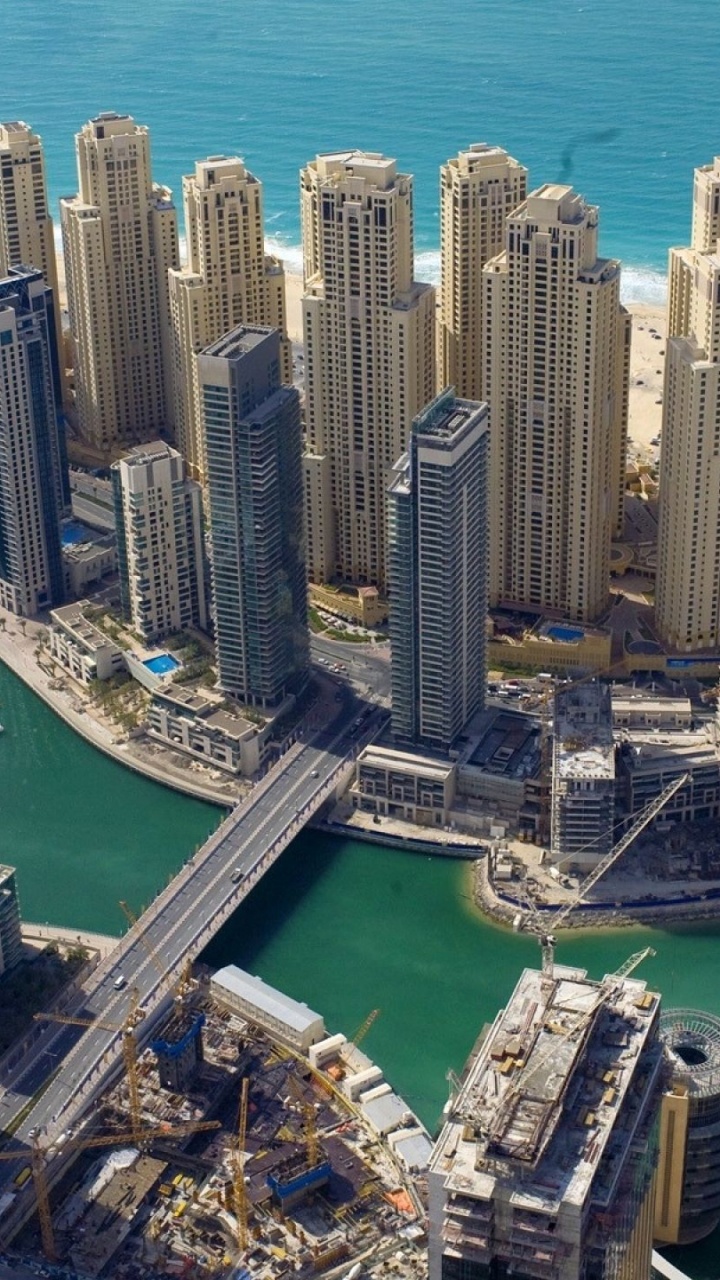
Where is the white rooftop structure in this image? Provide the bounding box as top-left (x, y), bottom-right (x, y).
top-left (210, 965), bottom-right (325, 1052)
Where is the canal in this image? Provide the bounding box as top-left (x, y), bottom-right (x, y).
top-left (1, 659), bottom-right (718, 1275)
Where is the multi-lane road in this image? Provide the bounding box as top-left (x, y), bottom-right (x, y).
top-left (0, 678), bottom-right (387, 1228)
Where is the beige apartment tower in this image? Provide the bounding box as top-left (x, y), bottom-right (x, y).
top-left (301, 150), bottom-right (435, 591)
top-left (439, 143), bottom-right (527, 400)
top-left (656, 157), bottom-right (720, 652)
top-left (0, 121), bottom-right (60, 301)
top-left (0, 121), bottom-right (65, 395)
top-left (61, 112), bottom-right (179, 456)
top-left (169, 156), bottom-right (291, 484)
top-left (113, 441), bottom-right (206, 643)
top-left (484, 184), bottom-right (630, 622)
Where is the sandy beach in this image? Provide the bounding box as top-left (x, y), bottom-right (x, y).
top-left (284, 269), bottom-right (304, 343)
top-left (624, 302), bottom-right (667, 461)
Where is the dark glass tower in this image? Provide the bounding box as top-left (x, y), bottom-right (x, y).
top-left (198, 325), bottom-right (308, 708)
top-left (0, 266), bottom-right (65, 615)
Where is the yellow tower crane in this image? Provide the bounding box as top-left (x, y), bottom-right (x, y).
top-left (0, 1117), bottom-right (220, 1262)
top-left (34, 987), bottom-right (146, 1143)
top-left (119, 900), bottom-right (196, 1009)
top-left (286, 1072), bottom-right (321, 1170)
top-left (351, 1007), bottom-right (380, 1048)
top-left (232, 1077), bottom-right (250, 1253)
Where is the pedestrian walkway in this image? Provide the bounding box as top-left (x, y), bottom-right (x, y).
top-left (22, 922), bottom-right (120, 960)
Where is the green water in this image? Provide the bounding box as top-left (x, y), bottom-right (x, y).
top-left (0, 661), bottom-right (219, 933)
top-left (2, 660), bottom-right (719, 1276)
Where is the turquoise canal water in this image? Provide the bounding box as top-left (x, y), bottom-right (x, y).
top-left (2, 657), bottom-right (720, 1273)
top-left (0, 661), bottom-right (219, 934)
top-left (6, 0), bottom-right (720, 300)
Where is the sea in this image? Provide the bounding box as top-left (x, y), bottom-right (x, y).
top-left (5, 0), bottom-right (720, 305)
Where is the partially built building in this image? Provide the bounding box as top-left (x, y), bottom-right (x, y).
top-left (428, 963), bottom-right (664, 1280)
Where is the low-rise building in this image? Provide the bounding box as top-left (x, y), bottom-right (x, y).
top-left (62, 531), bottom-right (116, 598)
top-left (48, 601), bottom-right (125, 684)
top-left (350, 744), bottom-right (456, 826)
top-left (612, 692), bottom-right (692, 730)
top-left (309, 582), bottom-right (387, 627)
top-left (69, 468), bottom-right (115, 532)
top-left (456, 707), bottom-right (542, 830)
top-left (616, 730), bottom-right (717, 827)
top-left (487, 617), bottom-right (613, 677)
top-left (210, 965), bottom-right (325, 1052)
top-left (146, 683), bottom-right (270, 777)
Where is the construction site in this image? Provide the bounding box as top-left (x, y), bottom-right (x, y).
top-left (428, 956), bottom-right (664, 1280)
top-left (3, 968), bottom-right (429, 1280)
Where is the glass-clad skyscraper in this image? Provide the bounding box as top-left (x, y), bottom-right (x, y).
top-left (388, 389), bottom-right (489, 751)
top-left (0, 266), bottom-right (65, 616)
top-left (198, 325), bottom-right (308, 708)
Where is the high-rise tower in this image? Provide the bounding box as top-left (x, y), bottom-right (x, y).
top-left (0, 121), bottom-right (61, 304)
top-left (656, 157), bottom-right (720, 652)
top-left (0, 267), bottom-right (65, 616)
top-left (169, 156), bottom-right (291, 484)
top-left (484, 184), bottom-right (630, 622)
top-left (61, 112), bottom-right (179, 455)
top-left (113, 441), bottom-right (206, 644)
top-left (301, 150), bottom-right (435, 592)
top-left (439, 143), bottom-right (527, 401)
top-left (0, 121), bottom-right (66, 404)
top-left (388, 389), bottom-right (488, 750)
top-left (198, 326), bottom-right (308, 709)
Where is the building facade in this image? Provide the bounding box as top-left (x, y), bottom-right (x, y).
top-left (439, 143), bottom-right (527, 401)
top-left (484, 185), bottom-right (630, 622)
top-left (388, 390), bottom-right (489, 750)
top-left (0, 865), bottom-right (22, 975)
top-left (210, 965), bottom-right (325, 1053)
top-left (551, 681), bottom-right (616, 870)
top-left (428, 963), bottom-right (663, 1280)
top-left (198, 325), bottom-right (308, 708)
top-left (61, 112), bottom-right (179, 454)
top-left (0, 121), bottom-right (65, 398)
top-left (301, 150), bottom-right (435, 591)
top-left (169, 155), bottom-right (291, 484)
top-left (656, 156), bottom-right (720, 652)
top-left (112, 441), bottom-right (206, 643)
top-left (0, 267), bottom-right (65, 615)
top-left (49, 601), bottom-right (126, 684)
top-left (656, 1009), bottom-right (720, 1246)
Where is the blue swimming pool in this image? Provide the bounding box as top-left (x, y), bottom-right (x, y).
top-left (143, 653), bottom-right (180, 676)
top-left (61, 520), bottom-right (89, 547)
top-left (546, 625), bottom-right (584, 644)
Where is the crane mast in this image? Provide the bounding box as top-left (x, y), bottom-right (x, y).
top-left (529, 772), bottom-right (690, 974)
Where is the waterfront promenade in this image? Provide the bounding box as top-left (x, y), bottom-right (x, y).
top-left (0, 610), bottom-right (239, 807)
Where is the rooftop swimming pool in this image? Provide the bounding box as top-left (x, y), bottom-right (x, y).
top-left (546, 624), bottom-right (584, 644)
top-left (61, 520), bottom-right (90, 547)
top-left (142, 653), bottom-right (180, 676)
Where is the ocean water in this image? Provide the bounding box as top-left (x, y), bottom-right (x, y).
top-left (5, 0), bottom-right (720, 304)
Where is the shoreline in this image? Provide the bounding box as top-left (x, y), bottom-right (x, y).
top-left (471, 854), bottom-right (720, 934)
top-left (7, 629), bottom-right (720, 935)
top-left (0, 616), bottom-right (232, 809)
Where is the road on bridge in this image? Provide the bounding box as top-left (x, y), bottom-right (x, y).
top-left (0, 682), bottom-right (386, 1227)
